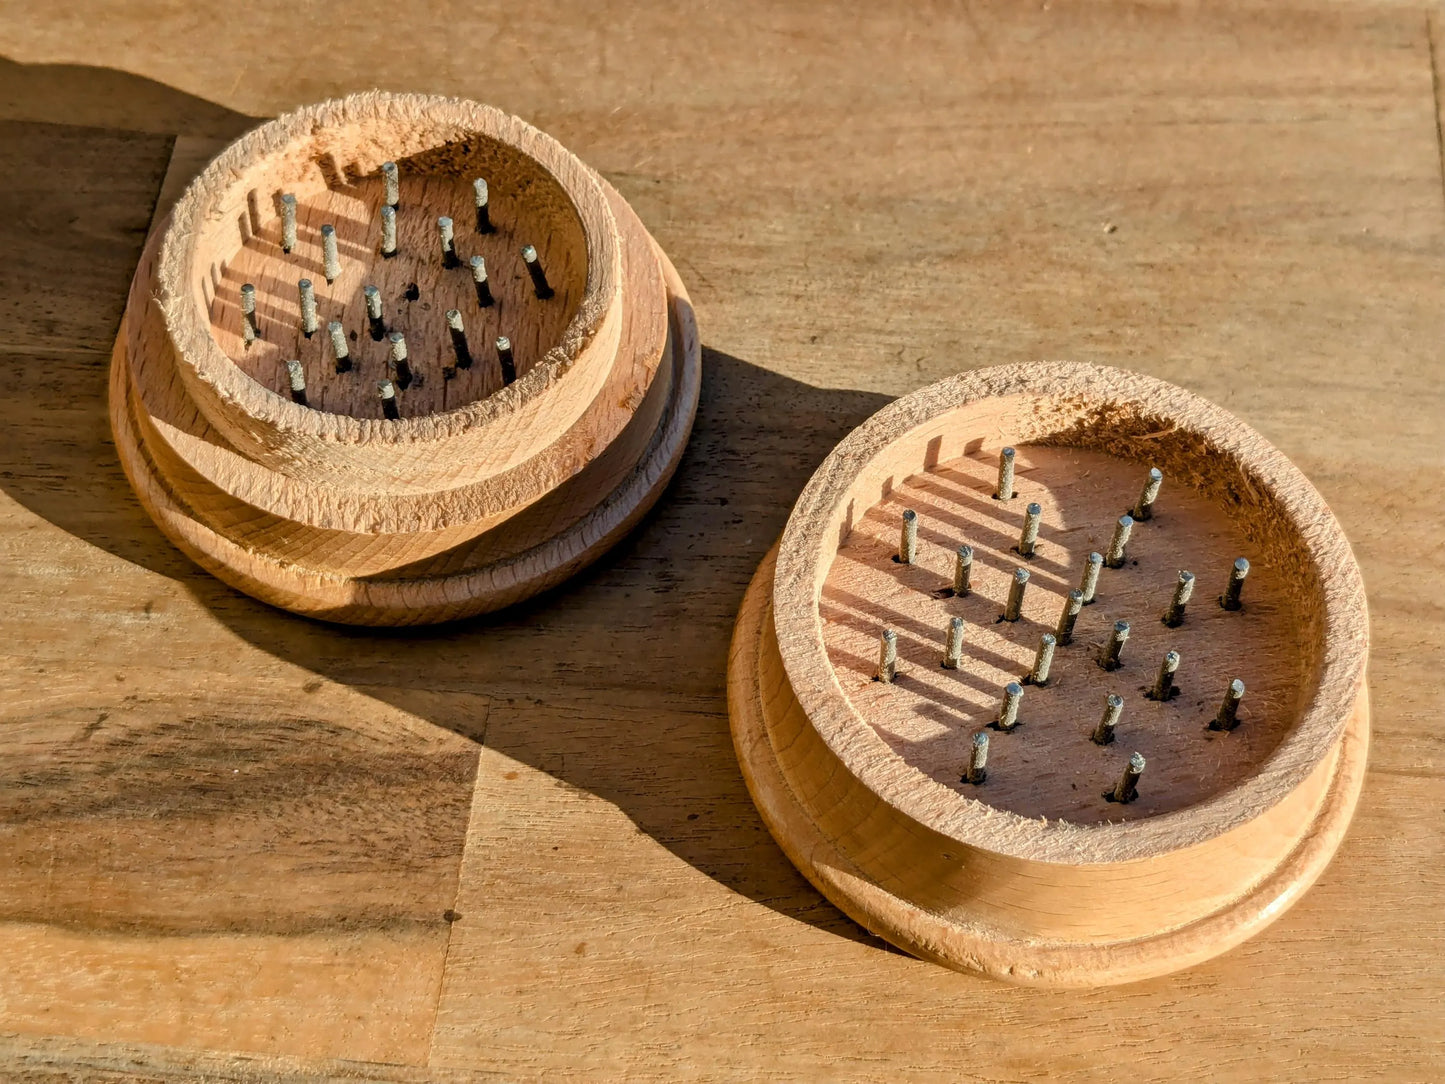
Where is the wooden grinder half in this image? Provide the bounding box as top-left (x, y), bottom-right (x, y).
top-left (111, 92), bottom-right (700, 625)
top-left (728, 363), bottom-right (1369, 986)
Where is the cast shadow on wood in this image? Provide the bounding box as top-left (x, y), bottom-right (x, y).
top-left (0, 60), bottom-right (901, 949)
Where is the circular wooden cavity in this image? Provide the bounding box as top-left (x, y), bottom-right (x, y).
top-left (728, 363), bottom-right (1369, 986)
top-left (110, 92), bottom-right (701, 625)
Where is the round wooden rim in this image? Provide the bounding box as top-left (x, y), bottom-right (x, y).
top-left (158, 91), bottom-right (621, 446)
top-left (729, 545), bottom-right (1370, 986)
top-left (770, 363), bottom-right (1369, 863)
top-left (109, 246), bottom-right (699, 625)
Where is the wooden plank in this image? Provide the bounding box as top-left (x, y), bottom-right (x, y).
top-left (0, 120), bottom-right (173, 355)
top-left (0, 0), bottom-right (1440, 1078)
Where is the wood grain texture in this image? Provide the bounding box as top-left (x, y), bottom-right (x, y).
top-left (0, 0), bottom-right (1443, 1077)
top-left (728, 364), bottom-right (1369, 984)
top-left (111, 94), bottom-right (702, 624)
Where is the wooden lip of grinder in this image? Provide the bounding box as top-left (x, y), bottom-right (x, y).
top-left (727, 362), bottom-right (1369, 987)
top-left (110, 91), bottom-right (701, 626)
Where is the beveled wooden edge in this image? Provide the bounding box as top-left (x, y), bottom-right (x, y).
top-left (121, 170), bottom-right (665, 539)
top-left (729, 544), bottom-right (1371, 987)
top-left (770, 362), bottom-right (1370, 864)
top-left (108, 241), bottom-right (700, 625)
top-left (159, 91), bottom-right (623, 450)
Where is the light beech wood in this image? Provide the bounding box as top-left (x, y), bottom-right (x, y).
top-left (728, 363), bottom-right (1370, 985)
top-left (109, 92), bottom-right (701, 624)
top-left (3, 2), bottom-right (1443, 1076)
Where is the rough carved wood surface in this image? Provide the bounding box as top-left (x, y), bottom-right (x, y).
top-left (0, 0), bottom-right (1442, 1079)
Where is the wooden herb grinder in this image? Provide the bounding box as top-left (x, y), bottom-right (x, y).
top-left (111, 92), bottom-right (700, 625)
top-left (728, 363), bottom-right (1369, 986)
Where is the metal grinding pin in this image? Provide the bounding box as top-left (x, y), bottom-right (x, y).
top-left (240, 283), bottom-right (259, 344)
top-left (321, 224), bottom-right (340, 283)
top-left (953, 545), bottom-right (973, 596)
top-left (1098, 619), bottom-right (1130, 671)
top-left (995, 682), bottom-right (1024, 731)
top-left (381, 161), bottom-right (399, 209)
top-left (388, 331), bottom-right (413, 390)
top-left (327, 320), bottom-right (350, 374)
top-left (1003, 567), bottom-right (1029, 622)
top-left (1162, 570), bottom-right (1195, 627)
top-left (297, 278), bottom-right (318, 338)
top-left (473, 178), bottom-right (493, 233)
top-left (898, 509), bottom-right (918, 564)
top-left (1109, 752), bottom-right (1145, 804)
top-left (1211, 679), bottom-right (1246, 731)
top-left (1148, 650), bottom-right (1181, 702)
top-left (522, 244), bottom-right (554, 299)
top-left (364, 285), bottom-right (385, 341)
top-left (470, 255), bottom-right (494, 308)
top-left (1221, 557), bottom-right (1250, 611)
top-left (1092, 693), bottom-right (1124, 745)
top-left (995, 446), bottom-right (1016, 500)
top-left (1026, 633), bottom-right (1056, 686)
top-left (284, 359), bottom-right (307, 406)
top-left (964, 731), bottom-right (989, 785)
top-left (280, 193), bottom-right (297, 253)
top-left (380, 205), bottom-right (397, 258)
top-left (445, 309), bottom-right (472, 377)
top-left (378, 379), bottom-right (399, 420)
top-left (1105, 515), bottom-right (1134, 569)
top-left (1132, 467), bottom-right (1163, 521)
top-left (496, 336), bottom-right (516, 385)
top-left (1055, 589), bottom-right (1084, 645)
top-left (877, 629), bottom-right (898, 683)
top-left (1079, 551), bottom-right (1103, 604)
top-left (942, 616), bottom-right (965, 670)
top-left (437, 216), bottom-right (460, 268)
top-left (1016, 502), bottom-right (1042, 558)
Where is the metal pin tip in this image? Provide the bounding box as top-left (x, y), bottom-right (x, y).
top-left (1001, 447), bottom-right (1016, 460)
top-left (496, 336), bottom-right (512, 351)
top-left (473, 178), bottom-right (488, 202)
top-left (1234, 557), bottom-right (1251, 574)
top-left (280, 193), bottom-right (296, 206)
top-left (1014, 568), bottom-right (1029, 584)
top-left (377, 380), bottom-right (395, 397)
top-left (388, 331), bottom-right (405, 343)
top-left (1027, 502), bottom-right (1041, 514)
top-left (1107, 693), bottom-right (1124, 708)
top-left (1230, 678), bottom-right (1246, 696)
top-left (1129, 752), bottom-right (1146, 772)
top-left (328, 319), bottom-right (342, 333)
top-left (902, 509), bottom-right (917, 522)
top-left (995, 681), bottom-right (1023, 731)
top-left (470, 255), bottom-right (485, 272)
top-left (285, 359), bottom-right (304, 384)
top-left (446, 307), bottom-right (462, 322)
top-left (972, 731), bottom-right (989, 749)
top-left (949, 616), bottom-right (964, 630)
top-left (957, 545), bottom-right (973, 559)
top-left (320, 224), bottom-right (335, 237)
top-left (1148, 468), bottom-right (1162, 482)
top-left (438, 215), bottom-right (453, 229)
top-left (363, 285), bottom-right (379, 298)
top-left (521, 244), bottom-right (538, 263)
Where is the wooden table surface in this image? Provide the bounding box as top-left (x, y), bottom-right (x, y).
top-left (0, 2), bottom-right (1441, 1079)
